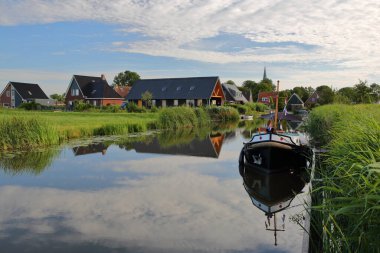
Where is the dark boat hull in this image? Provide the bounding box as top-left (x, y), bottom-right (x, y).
top-left (240, 141), bottom-right (312, 173)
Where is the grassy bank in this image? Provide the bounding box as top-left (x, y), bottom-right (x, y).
top-left (0, 106), bottom-right (240, 150)
top-left (0, 109), bottom-right (158, 150)
top-left (306, 104), bottom-right (380, 252)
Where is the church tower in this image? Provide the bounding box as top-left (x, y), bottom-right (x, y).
top-left (263, 67), bottom-right (267, 80)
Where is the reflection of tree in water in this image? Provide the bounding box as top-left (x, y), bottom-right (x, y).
top-left (240, 119), bottom-right (266, 139)
top-left (117, 134), bottom-right (154, 151)
top-left (157, 127), bottom-right (210, 148)
top-left (0, 148), bottom-right (61, 175)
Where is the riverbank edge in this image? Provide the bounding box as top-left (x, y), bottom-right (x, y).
top-left (305, 104), bottom-right (380, 252)
top-left (0, 106), bottom-right (240, 151)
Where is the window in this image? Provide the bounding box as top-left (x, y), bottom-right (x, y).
top-left (176, 86), bottom-right (181, 91)
top-left (262, 97), bottom-right (269, 102)
top-left (161, 87), bottom-right (167, 91)
top-left (71, 88), bottom-right (79, 96)
top-left (28, 91), bottom-right (32, 95)
top-left (93, 100), bottom-right (97, 106)
top-left (190, 86), bottom-right (195, 91)
top-left (6, 91), bottom-right (10, 97)
top-left (91, 90), bottom-right (96, 94)
top-left (152, 100), bottom-right (156, 106)
top-left (174, 99), bottom-right (178, 106)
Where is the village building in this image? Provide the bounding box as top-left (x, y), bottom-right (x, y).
top-left (65, 74), bottom-right (123, 107)
top-left (285, 93), bottom-right (304, 111)
top-left (222, 82), bottom-right (248, 104)
top-left (257, 91), bottom-right (277, 106)
top-left (114, 85), bottom-right (132, 98)
top-left (304, 91), bottom-right (319, 108)
top-left (126, 77), bottom-right (225, 107)
top-left (0, 81), bottom-right (52, 108)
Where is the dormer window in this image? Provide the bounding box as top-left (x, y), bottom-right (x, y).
top-left (189, 86), bottom-right (195, 91)
top-left (28, 91), bottom-right (32, 95)
top-left (176, 86), bottom-right (181, 91)
top-left (91, 90), bottom-right (96, 94)
top-left (161, 87), bottom-right (167, 91)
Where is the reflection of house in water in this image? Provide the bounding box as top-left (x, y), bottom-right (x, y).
top-left (133, 134), bottom-right (225, 158)
top-left (72, 143), bottom-right (109, 156)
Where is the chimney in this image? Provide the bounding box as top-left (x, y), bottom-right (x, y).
top-left (101, 74), bottom-right (106, 80)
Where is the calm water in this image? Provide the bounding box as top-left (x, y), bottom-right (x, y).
top-left (0, 127), bottom-right (311, 253)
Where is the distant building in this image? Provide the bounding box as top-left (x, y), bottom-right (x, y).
top-left (64, 74), bottom-right (123, 107)
top-left (222, 82), bottom-right (248, 104)
top-left (304, 91), bottom-right (319, 108)
top-left (286, 93), bottom-right (304, 111)
top-left (0, 81), bottom-right (50, 108)
top-left (126, 76), bottom-right (225, 107)
top-left (257, 91), bottom-right (277, 105)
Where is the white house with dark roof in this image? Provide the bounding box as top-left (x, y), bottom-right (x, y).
top-left (0, 81), bottom-right (51, 108)
top-left (126, 77), bottom-right (225, 107)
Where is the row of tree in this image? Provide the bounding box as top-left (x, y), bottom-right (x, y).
top-left (229, 78), bottom-right (379, 107)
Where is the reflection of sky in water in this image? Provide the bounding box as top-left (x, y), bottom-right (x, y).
top-left (0, 129), bottom-right (310, 253)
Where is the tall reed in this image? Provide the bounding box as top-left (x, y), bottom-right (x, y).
top-left (307, 104), bottom-right (380, 252)
top-left (0, 117), bottom-right (60, 150)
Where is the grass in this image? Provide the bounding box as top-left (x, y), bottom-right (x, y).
top-left (306, 104), bottom-right (380, 252)
top-left (0, 109), bottom-right (158, 150)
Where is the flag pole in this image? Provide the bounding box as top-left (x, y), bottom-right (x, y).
top-left (274, 80), bottom-right (279, 129)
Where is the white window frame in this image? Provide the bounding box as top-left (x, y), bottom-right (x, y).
top-left (6, 91), bottom-right (10, 97)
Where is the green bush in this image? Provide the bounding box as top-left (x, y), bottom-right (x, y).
top-left (74, 100), bottom-right (94, 112)
top-left (206, 106), bottom-right (240, 122)
top-left (126, 102), bottom-right (146, 113)
top-left (157, 106), bottom-right (205, 129)
top-left (18, 101), bottom-right (41, 110)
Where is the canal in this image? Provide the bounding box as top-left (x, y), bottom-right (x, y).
top-left (0, 126), bottom-right (312, 252)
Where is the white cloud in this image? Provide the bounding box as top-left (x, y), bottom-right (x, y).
top-left (0, 0), bottom-right (379, 86)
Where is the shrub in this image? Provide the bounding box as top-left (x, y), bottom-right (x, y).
top-left (126, 102), bottom-right (146, 113)
top-left (19, 101), bottom-right (41, 110)
top-left (74, 100), bottom-right (94, 112)
top-left (157, 106), bottom-right (200, 129)
top-left (206, 106), bottom-right (240, 122)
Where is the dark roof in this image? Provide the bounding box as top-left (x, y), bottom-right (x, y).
top-left (287, 93), bottom-right (304, 105)
top-left (222, 83), bottom-right (248, 103)
top-left (73, 75), bottom-right (122, 99)
top-left (10, 82), bottom-right (49, 99)
top-left (126, 77), bottom-right (220, 100)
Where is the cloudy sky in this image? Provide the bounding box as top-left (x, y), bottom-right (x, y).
top-left (0, 0), bottom-right (379, 95)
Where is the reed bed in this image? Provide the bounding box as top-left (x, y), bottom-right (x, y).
top-left (206, 106), bottom-right (240, 122)
top-left (157, 106), bottom-right (211, 129)
top-left (306, 104), bottom-right (380, 252)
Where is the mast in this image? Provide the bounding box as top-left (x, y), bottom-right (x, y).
top-left (274, 80), bottom-right (279, 129)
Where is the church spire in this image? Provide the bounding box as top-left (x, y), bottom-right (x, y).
top-left (263, 67), bottom-right (267, 80)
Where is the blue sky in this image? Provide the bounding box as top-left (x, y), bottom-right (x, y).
top-left (0, 0), bottom-right (379, 95)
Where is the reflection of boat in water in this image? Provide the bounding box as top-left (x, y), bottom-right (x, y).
top-left (239, 161), bottom-right (311, 246)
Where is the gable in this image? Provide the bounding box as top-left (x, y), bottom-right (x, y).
top-left (287, 93), bottom-right (304, 105)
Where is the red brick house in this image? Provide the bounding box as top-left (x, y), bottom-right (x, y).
top-left (65, 74), bottom-right (123, 107)
top-left (257, 91), bottom-right (277, 105)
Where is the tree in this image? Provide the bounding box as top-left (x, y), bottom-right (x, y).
top-left (353, 80), bottom-right (372, 103)
top-left (291, 86), bottom-right (310, 102)
top-left (113, 70), bottom-right (140, 87)
top-left (141, 90), bottom-right (153, 108)
top-left (316, 85), bottom-right (334, 105)
top-left (370, 83), bottom-right (380, 102)
top-left (50, 93), bottom-right (64, 103)
top-left (226, 80), bottom-right (236, 85)
top-left (242, 80), bottom-right (257, 90)
top-left (337, 87), bottom-right (355, 103)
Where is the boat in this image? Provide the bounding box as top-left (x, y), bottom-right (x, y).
top-left (239, 80), bottom-right (313, 173)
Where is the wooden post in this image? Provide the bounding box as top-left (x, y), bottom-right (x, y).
top-left (274, 80), bottom-right (279, 129)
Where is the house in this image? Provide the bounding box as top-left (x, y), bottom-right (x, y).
top-left (114, 85), bottom-right (131, 98)
top-left (285, 93), bottom-right (304, 111)
top-left (126, 77), bottom-right (225, 107)
top-left (257, 91), bottom-right (277, 106)
top-left (304, 91), bottom-right (319, 108)
top-left (222, 82), bottom-right (248, 104)
top-left (65, 74), bottom-right (123, 107)
top-left (242, 90), bottom-right (253, 103)
top-left (0, 81), bottom-right (50, 108)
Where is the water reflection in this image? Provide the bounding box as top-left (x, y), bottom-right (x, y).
top-left (239, 163), bottom-right (310, 246)
top-left (0, 149), bottom-right (61, 175)
top-left (0, 124), bottom-right (311, 252)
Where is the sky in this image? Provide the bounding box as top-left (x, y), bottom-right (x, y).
top-left (0, 0), bottom-right (379, 96)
